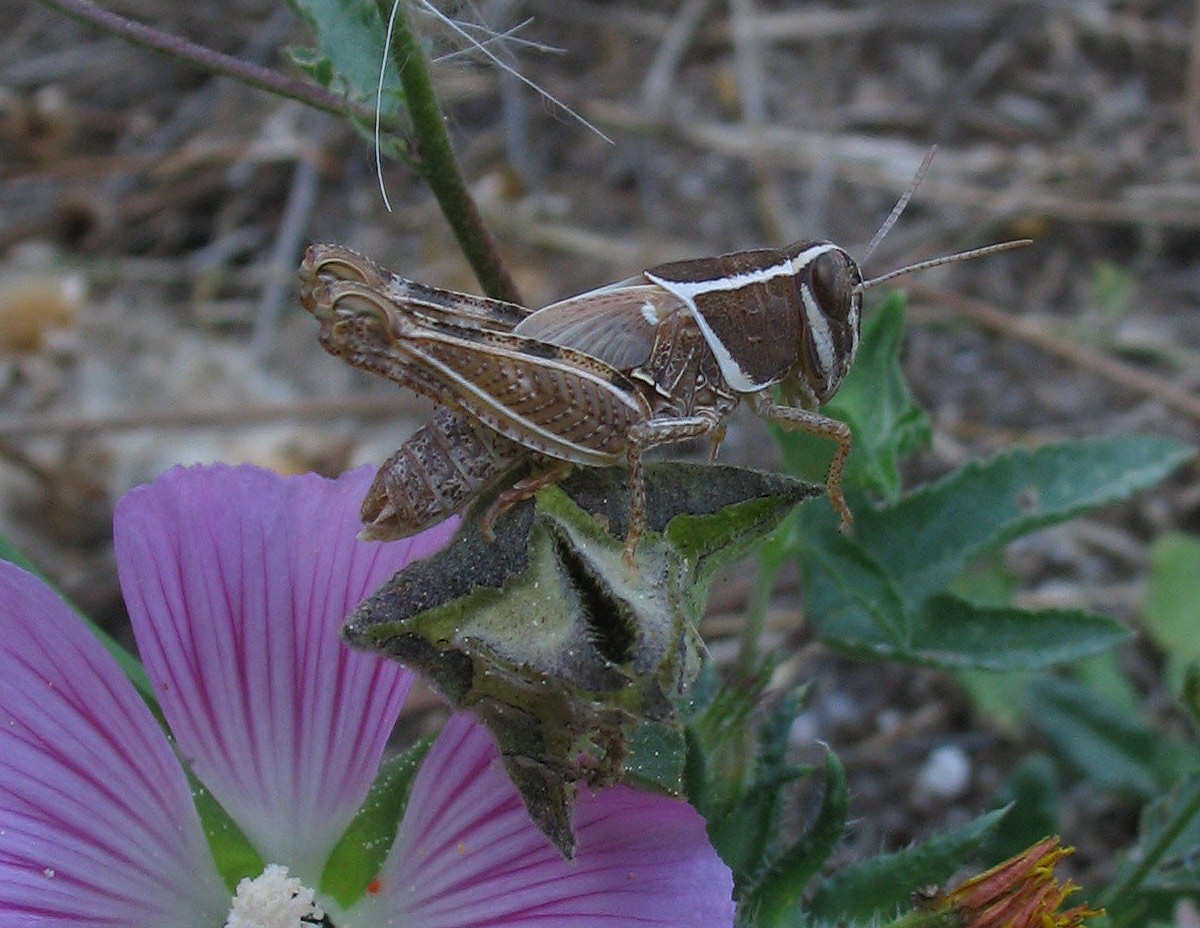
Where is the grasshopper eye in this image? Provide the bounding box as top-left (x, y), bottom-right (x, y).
top-left (808, 251), bottom-right (857, 325)
top-left (800, 248), bottom-right (862, 403)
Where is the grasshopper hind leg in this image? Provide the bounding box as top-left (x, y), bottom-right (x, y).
top-left (477, 460), bottom-right (574, 541)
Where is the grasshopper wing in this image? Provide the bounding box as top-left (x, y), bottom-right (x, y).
top-left (516, 285), bottom-right (686, 371)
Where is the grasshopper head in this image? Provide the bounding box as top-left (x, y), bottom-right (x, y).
top-left (786, 241), bottom-right (863, 406)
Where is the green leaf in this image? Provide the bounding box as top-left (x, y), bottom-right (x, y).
top-left (0, 533), bottom-right (159, 710)
top-left (191, 777), bottom-right (263, 893)
top-left (1104, 771), bottom-right (1200, 921)
top-left (1027, 677), bottom-right (1197, 799)
top-left (287, 0), bottom-right (404, 111)
top-left (683, 660), bottom-right (772, 822)
top-left (1074, 650), bottom-right (1142, 717)
top-left (824, 293), bottom-right (930, 499)
top-left (682, 669), bottom-right (826, 889)
top-left (1183, 661), bottom-right (1200, 735)
top-left (321, 734), bottom-right (435, 908)
top-left (773, 293), bottom-right (929, 501)
top-left (906, 595), bottom-right (1130, 670)
top-left (704, 687), bottom-right (815, 883)
top-left (624, 721), bottom-right (686, 795)
top-left (802, 522), bottom-right (1127, 669)
top-left (956, 667), bottom-right (1032, 736)
top-left (707, 765), bottom-right (811, 890)
top-left (1132, 772), bottom-right (1200, 880)
top-left (979, 754), bottom-right (1060, 864)
top-left (800, 524), bottom-right (909, 654)
top-left (854, 436), bottom-right (1194, 609)
top-left (808, 807), bottom-right (1008, 922)
top-left (745, 750), bottom-right (848, 927)
top-left (1143, 533), bottom-right (1200, 694)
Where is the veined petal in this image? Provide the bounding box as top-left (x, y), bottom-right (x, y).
top-left (362, 714), bottom-right (735, 928)
top-left (113, 465), bottom-right (456, 879)
top-left (0, 562), bottom-right (227, 927)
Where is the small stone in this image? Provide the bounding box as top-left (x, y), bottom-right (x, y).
top-left (917, 744), bottom-right (971, 800)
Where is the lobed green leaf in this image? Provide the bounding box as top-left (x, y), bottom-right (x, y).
top-left (905, 595), bottom-right (1129, 670)
top-left (1143, 533), bottom-right (1200, 694)
top-left (808, 807), bottom-right (1008, 922)
top-left (287, 0), bottom-right (404, 112)
top-left (1027, 677), bottom-right (1199, 799)
top-left (744, 750), bottom-right (848, 928)
top-left (854, 436), bottom-right (1194, 609)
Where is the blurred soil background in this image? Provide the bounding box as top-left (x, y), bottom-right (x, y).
top-left (3, 0), bottom-right (1200, 895)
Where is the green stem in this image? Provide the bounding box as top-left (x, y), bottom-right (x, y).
top-left (1101, 775), bottom-right (1200, 917)
top-left (737, 556), bottom-right (779, 678)
top-left (377, 0), bottom-right (522, 304)
top-left (33, 0), bottom-right (407, 137)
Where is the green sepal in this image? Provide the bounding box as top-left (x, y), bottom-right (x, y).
top-left (321, 734), bottom-right (435, 908)
top-left (343, 463), bottom-right (819, 857)
top-left (190, 774), bottom-right (263, 894)
top-left (623, 721), bottom-right (687, 795)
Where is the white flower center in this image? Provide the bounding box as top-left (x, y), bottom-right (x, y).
top-left (226, 864), bottom-right (326, 928)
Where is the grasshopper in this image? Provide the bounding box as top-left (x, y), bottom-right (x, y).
top-left (301, 156), bottom-right (1028, 565)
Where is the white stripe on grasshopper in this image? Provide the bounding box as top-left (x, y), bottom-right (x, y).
top-left (645, 242), bottom-right (839, 392)
top-left (799, 282), bottom-right (836, 393)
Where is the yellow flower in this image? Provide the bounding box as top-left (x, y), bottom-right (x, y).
top-left (934, 836), bottom-right (1103, 928)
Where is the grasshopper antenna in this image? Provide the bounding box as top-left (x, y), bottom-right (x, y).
top-left (856, 145), bottom-right (1031, 293)
top-left (861, 146), bottom-right (938, 264)
top-left (855, 239), bottom-right (1033, 294)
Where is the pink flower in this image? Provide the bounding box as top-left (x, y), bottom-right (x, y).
top-left (0, 465), bottom-right (734, 927)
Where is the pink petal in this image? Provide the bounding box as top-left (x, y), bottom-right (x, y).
top-left (0, 562), bottom-right (228, 927)
top-left (113, 464), bottom-right (456, 878)
top-left (364, 714), bottom-right (735, 928)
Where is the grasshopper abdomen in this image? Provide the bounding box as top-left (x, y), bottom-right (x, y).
top-left (359, 407), bottom-right (529, 541)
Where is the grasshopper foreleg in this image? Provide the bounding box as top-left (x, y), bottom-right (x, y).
top-left (753, 396), bottom-right (853, 532)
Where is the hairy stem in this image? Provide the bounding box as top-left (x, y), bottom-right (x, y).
top-left (376, 0), bottom-right (521, 304)
top-left (33, 0), bottom-right (407, 137)
top-left (1101, 775), bottom-right (1200, 920)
